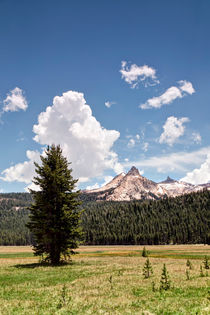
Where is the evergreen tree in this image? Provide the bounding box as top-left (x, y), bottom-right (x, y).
top-left (27, 145), bottom-right (82, 265)
top-left (142, 258), bottom-right (153, 278)
top-left (160, 264), bottom-right (171, 291)
top-left (142, 246), bottom-right (148, 257)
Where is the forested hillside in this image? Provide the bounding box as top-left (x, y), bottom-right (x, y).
top-left (0, 190), bottom-right (209, 245)
top-left (0, 193), bottom-right (33, 245)
top-left (82, 190), bottom-right (210, 245)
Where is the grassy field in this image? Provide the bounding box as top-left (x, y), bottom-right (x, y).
top-left (0, 245), bottom-right (209, 314)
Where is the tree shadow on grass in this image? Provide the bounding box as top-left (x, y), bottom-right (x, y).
top-left (14, 261), bottom-right (73, 269)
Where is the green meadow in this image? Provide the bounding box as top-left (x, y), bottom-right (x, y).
top-left (0, 245), bottom-right (209, 314)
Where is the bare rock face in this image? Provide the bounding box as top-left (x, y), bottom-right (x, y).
top-left (105, 166), bottom-right (167, 201)
top-left (84, 172), bottom-right (126, 193)
top-left (83, 167), bottom-right (209, 202)
top-left (159, 177), bottom-right (195, 197)
top-left (83, 166), bottom-right (167, 201)
top-left (158, 176), bottom-right (208, 197)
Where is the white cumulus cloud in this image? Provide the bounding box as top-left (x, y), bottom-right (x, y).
top-left (181, 154), bottom-right (210, 184)
top-left (1, 90), bottom-right (123, 186)
top-left (120, 61), bottom-right (159, 88)
top-left (140, 80), bottom-right (195, 109)
top-left (1, 150), bottom-right (41, 183)
top-left (159, 116), bottom-right (190, 146)
top-left (3, 87), bottom-right (28, 112)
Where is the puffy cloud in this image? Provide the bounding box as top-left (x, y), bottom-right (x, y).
top-left (136, 134), bottom-right (140, 140)
top-left (159, 116), bottom-right (189, 146)
top-left (33, 90), bottom-right (122, 178)
top-left (3, 87), bottom-right (28, 112)
top-left (179, 80), bottom-right (195, 94)
top-left (181, 154), bottom-right (210, 184)
top-left (120, 61), bottom-right (159, 88)
top-left (141, 86), bottom-right (181, 109)
top-left (140, 80), bottom-right (195, 109)
top-left (105, 101), bottom-right (116, 108)
top-left (1, 150), bottom-right (41, 183)
top-left (1, 90), bottom-right (122, 186)
top-left (123, 146), bottom-right (210, 174)
top-left (192, 132), bottom-right (202, 144)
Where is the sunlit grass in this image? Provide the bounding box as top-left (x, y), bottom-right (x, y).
top-left (0, 245), bottom-right (209, 314)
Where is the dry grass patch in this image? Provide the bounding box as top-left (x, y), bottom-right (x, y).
top-left (0, 246), bottom-right (33, 253)
top-left (0, 245), bottom-right (209, 314)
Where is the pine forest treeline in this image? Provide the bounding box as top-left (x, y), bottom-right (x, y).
top-left (82, 190), bottom-right (210, 245)
top-left (0, 193), bottom-right (33, 245)
top-left (0, 190), bottom-right (209, 245)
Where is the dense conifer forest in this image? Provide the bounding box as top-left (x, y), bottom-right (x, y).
top-left (82, 190), bottom-right (210, 245)
top-left (0, 193), bottom-right (33, 245)
top-left (0, 190), bottom-right (209, 245)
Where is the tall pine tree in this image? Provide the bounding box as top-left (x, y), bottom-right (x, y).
top-left (27, 145), bottom-right (82, 265)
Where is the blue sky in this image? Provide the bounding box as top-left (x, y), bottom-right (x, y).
top-left (0, 0), bottom-right (210, 192)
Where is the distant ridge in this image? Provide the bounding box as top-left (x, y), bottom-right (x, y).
top-left (82, 167), bottom-right (209, 201)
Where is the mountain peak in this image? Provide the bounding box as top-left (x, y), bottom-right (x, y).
top-left (83, 167), bottom-right (208, 202)
top-left (161, 176), bottom-right (176, 184)
top-left (127, 166), bottom-right (140, 176)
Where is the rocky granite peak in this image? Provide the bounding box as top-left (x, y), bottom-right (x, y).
top-left (82, 166), bottom-right (209, 202)
top-left (126, 166), bottom-right (140, 177)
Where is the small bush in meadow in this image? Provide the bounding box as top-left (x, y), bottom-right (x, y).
top-left (143, 258), bottom-right (153, 279)
top-left (142, 246), bottom-right (148, 257)
top-left (160, 264), bottom-right (171, 291)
